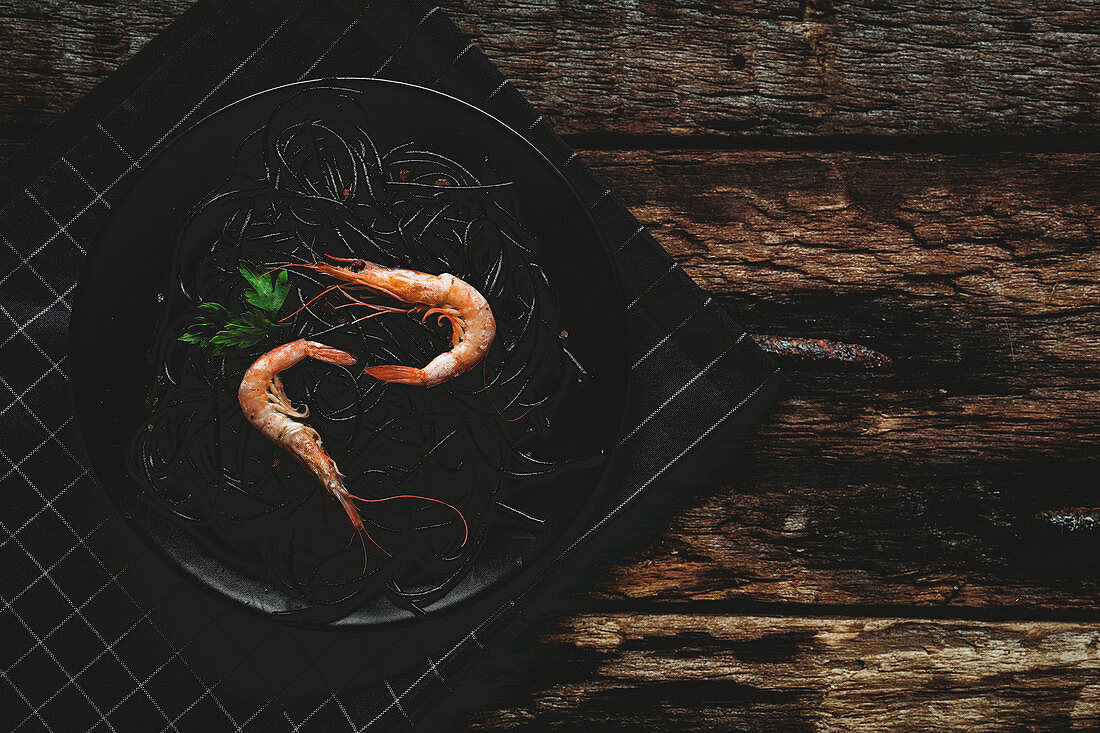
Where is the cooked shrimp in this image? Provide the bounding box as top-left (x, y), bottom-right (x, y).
top-left (297, 255), bottom-right (496, 387)
top-left (238, 338), bottom-right (467, 568)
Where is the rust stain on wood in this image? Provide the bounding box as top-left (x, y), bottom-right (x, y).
top-left (750, 333), bottom-right (891, 368)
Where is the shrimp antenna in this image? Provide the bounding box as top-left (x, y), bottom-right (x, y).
top-left (359, 525), bottom-right (390, 569)
top-left (262, 241), bottom-right (324, 279)
top-left (260, 261), bottom-right (301, 278)
top-left (495, 400), bottom-right (542, 423)
top-left (347, 492), bottom-right (469, 549)
top-left (279, 284), bottom-right (342, 322)
top-left (344, 528), bottom-right (378, 573)
top-left (344, 521), bottom-right (393, 572)
top-left (333, 287), bottom-right (410, 316)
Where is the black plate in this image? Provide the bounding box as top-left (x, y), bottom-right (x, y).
top-left (70, 79), bottom-right (627, 628)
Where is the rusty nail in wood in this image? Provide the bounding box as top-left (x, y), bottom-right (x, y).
top-left (749, 334), bottom-right (892, 369)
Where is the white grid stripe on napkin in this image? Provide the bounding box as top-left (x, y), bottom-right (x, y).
top-left (0, 9), bottom-right (307, 728)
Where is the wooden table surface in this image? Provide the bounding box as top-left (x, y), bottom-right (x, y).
top-left (3, 1), bottom-right (1099, 729)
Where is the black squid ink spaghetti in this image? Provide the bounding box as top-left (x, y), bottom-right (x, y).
top-left (126, 86), bottom-right (595, 622)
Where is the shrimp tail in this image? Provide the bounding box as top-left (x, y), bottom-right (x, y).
top-left (303, 341), bottom-right (357, 366)
top-left (364, 365), bottom-right (429, 386)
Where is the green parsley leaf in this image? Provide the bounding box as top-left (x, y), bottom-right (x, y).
top-left (208, 310), bottom-right (286, 354)
top-left (178, 301), bottom-right (232, 342)
top-left (240, 262), bottom-right (290, 314)
top-left (197, 301), bottom-right (232, 315)
top-left (177, 264), bottom-right (293, 354)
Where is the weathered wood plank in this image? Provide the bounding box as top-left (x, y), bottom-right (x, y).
top-left (445, 0), bottom-right (1100, 137)
top-left (461, 613), bottom-right (1100, 730)
top-left (588, 150), bottom-right (1100, 461)
top-left (0, 0), bottom-right (194, 133)
top-left (3, 1), bottom-right (1100, 139)
top-left (567, 150), bottom-right (1100, 611)
top-left (579, 462), bottom-right (1100, 609)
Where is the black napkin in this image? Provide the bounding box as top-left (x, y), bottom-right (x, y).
top-left (0, 0), bottom-right (777, 730)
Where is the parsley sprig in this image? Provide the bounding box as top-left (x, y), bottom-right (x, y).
top-left (179, 263), bottom-right (291, 355)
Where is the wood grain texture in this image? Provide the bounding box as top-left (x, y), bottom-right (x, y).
top-left (593, 150), bottom-right (1100, 459)
top-left (578, 462), bottom-right (1100, 609)
top-left (0, 0), bottom-right (193, 133)
top-left (461, 613), bottom-right (1100, 730)
top-left (575, 149), bottom-right (1100, 610)
top-left (3, 0), bottom-right (1100, 139)
top-left (444, 0), bottom-right (1100, 137)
